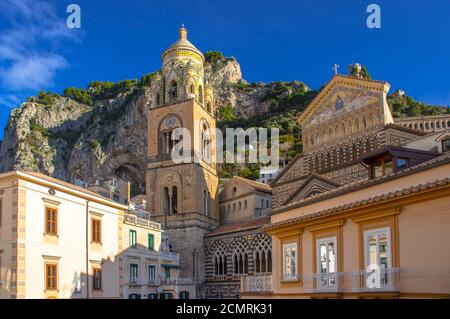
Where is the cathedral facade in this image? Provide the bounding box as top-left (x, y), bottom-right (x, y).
top-left (271, 74), bottom-right (426, 209)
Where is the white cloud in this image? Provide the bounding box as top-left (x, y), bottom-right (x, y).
top-left (0, 54), bottom-right (68, 90)
top-left (0, 0), bottom-right (79, 94)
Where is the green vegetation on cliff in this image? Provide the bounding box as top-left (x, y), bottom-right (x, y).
top-left (63, 87), bottom-right (93, 105)
top-left (388, 91), bottom-right (448, 117)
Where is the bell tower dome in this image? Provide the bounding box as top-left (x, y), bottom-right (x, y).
top-left (151, 26), bottom-right (210, 108)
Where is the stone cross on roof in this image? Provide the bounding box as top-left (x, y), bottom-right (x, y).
top-left (332, 63), bottom-right (340, 75)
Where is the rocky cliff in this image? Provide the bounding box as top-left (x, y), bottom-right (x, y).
top-left (1, 55), bottom-right (444, 194)
top-left (0, 55), bottom-right (309, 195)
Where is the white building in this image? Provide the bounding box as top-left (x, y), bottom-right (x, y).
top-left (257, 166), bottom-right (281, 184)
top-left (0, 170), bottom-right (125, 299)
top-left (0, 170), bottom-right (193, 299)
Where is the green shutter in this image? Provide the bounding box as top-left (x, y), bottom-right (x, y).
top-left (148, 234), bottom-right (154, 250)
top-left (130, 230), bottom-right (137, 247)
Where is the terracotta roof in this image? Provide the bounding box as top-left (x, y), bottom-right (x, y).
top-left (17, 170), bottom-right (127, 207)
top-left (265, 177), bottom-right (450, 231)
top-left (205, 216), bottom-right (270, 238)
top-left (233, 176), bottom-right (272, 193)
top-left (272, 151), bottom-right (450, 214)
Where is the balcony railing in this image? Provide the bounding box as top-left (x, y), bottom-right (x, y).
top-left (303, 272), bottom-right (344, 293)
top-left (160, 251), bottom-right (180, 263)
top-left (124, 214), bottom-right (161, 231)
top-left (241, 274), bottom-right (272, 293)
top-left (352, 268), bottom-right (400, 292)
top-left (147, 277), bottom-right (195, 286)
top-left (127, 278), bottom-right (147, 286)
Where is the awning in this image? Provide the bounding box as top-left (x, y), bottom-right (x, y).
top-left (161, 264), bottom-right (180, 269)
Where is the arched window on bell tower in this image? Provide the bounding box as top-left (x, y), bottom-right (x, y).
top-left (169, 80), bottom-right (178, 102)
top-left (159, 115), bottom-right (182, 156)
top-left (198, 85), bottom-right (203, 104)
top-left (203, 189), bottom-right (211, 216)
top-left (163, 185), bottom-right (179, 215)
top-left (163, 187), bottom-right (170, 215)
top-left (172, 186), bottom-right (178, 214)
top-left (200, 121), bottom-right (212, 163)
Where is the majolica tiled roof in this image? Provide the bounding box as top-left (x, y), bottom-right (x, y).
top-left (264, 176), bottom-right (450, 231)
top-left (272, 151), bottom-right (450, 214)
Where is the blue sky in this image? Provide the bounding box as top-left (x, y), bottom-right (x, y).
top-left (0, 0), bottom-right (449, 139)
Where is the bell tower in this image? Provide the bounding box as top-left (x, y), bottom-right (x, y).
top-left (146, 27), bottom-right (219, 297)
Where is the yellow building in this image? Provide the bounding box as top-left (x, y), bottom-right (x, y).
top-left (241, 73), bottom-right (450, 299)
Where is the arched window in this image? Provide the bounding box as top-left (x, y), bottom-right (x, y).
top-left (253, 234), bottom-right (272, 273)
top-left (172, 186), bottom-right (178, 214)
top-left (169, 81), bottom-right (178, 101)
top-left (244, 200), bottom-right (247, 209)
top-left (203, 189), bottom-right (210, 216)
top-left (206, 102), bottom-right (212, 113)
top-left (200, 121), bottom-right (211, 163)
top-left (162, 185), bottom-right (178, 215)
top-left (213, 243), bottom-right (227, 276)
top-left (238, 202), bottom-right (242, 210)
top-left (159, 116), bottom-right (181, 155)
top-left (232, 239), bottom-right (248, 274)
top-left (189, 84), bottom-right (195, 95)
top-left (198, 85), bottom-right (203, 103)
top-left (156, 93), bottom-right (161, 106)
top-left (163, 187), bottom-right (170, 215)
top-left (233, 203), bottom-right (236, 212)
